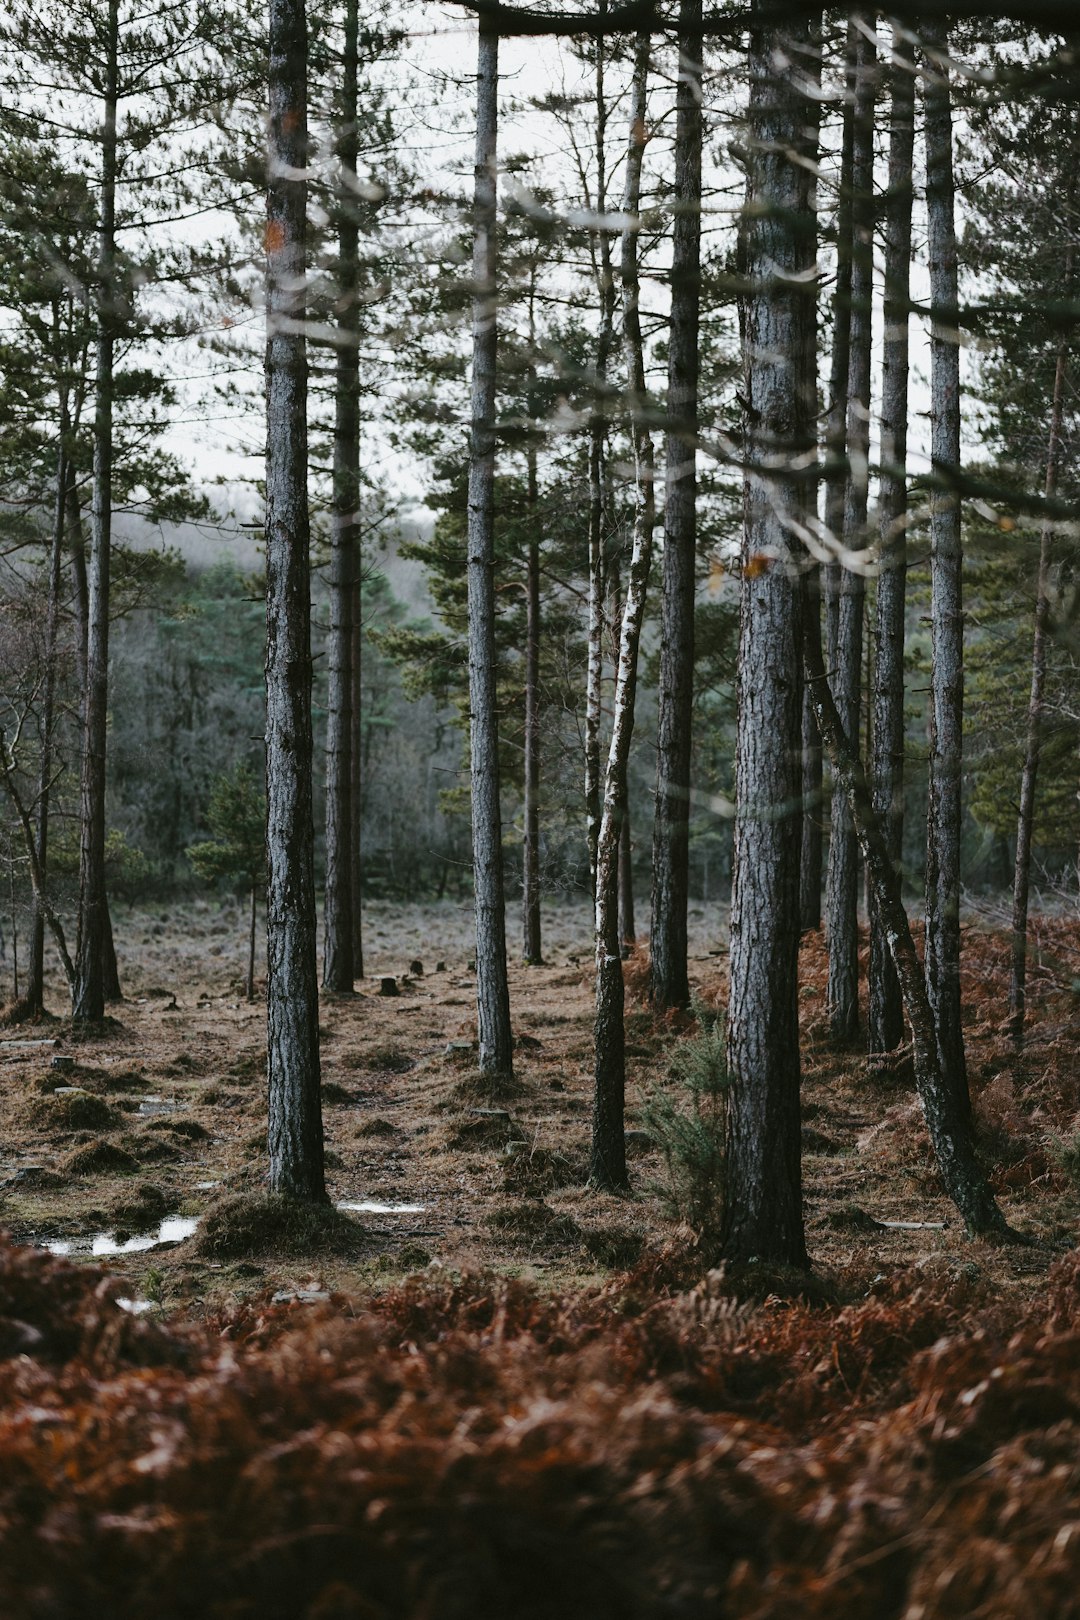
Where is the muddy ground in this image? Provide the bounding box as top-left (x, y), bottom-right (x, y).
top-left (1, 896), bottom-right (1078, 1311)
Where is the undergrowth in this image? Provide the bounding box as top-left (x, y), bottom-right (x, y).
top-left (0, 1236), bottom-right (1075, 1617)
top-left (641, 1011), bottom-right (728, 1251)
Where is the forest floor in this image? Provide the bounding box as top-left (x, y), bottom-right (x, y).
top-left (0, 897), bottom-right (1079, 1616)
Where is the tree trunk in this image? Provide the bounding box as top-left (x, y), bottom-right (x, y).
top-left (248, 882), bottom-right (257, 1003)
top-left (825, 16), bottom-right (876, 1044)
top-left (618, 802), bottom-right (635, 954)
top-left (802, 573), bottom-right (1016, 1239)
top-left (721, 4), bottom-right (818, 1270)
top-left (585, 32), bottom-right (615, 897)
top-left (522, 437), bottom-right (543, 964)
top-left (265, 0), bottom-right (326, 1202)
top-left (350, 573), bottom-right (364, 977)
top-left (66, 467), bottom-right (88, 692)
top-left (868, 23), bottom-right (915, 1055)
top-left (72, 0), bottom-right (118, 1026)
top-left (467, 20), bottom-right (514, 1080)
top-left (101, 901), bottom-right (121, 1002)
top-left (26, 432), bottom-right (68, 1016)
top-left (1009, 336), bottom-right (1069, 1040)
top-left (649, 0), bottom-right (701, 1012)
top-left (923, 28), bottom-right (968, 1110)
top-left (591, 30), bottom-right (654, 1193)
top-left (799, 622), bottom-right (823, 930)
top-left (822, 23), bottom-right (856, 730)
top-left (322, 0), bottom-right (360, 994)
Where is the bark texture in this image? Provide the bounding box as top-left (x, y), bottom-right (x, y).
top-left (322, 0), bottom-right (360, 994)
top-left (265, 0), bottom-right (326, 1202)
top-left (467, 22), bottom-right (514, 1079)
top-left (650, 0), bottom-right (701, 1011)
top-left (923, 29), bottom-right (968, 1106)
top-left (72, 0), bottom-right (118, 1025)
top-left (591, 31), bottom-right (654, 1193)
top-left (1009, 337), bottom-right (1069, 1040)
top-left (868, 25), bottom-right (914, 1054)
top-left (825, 16), bottom-right (875, 1043)
top-left (722, 8), bottom-right (818, 1269)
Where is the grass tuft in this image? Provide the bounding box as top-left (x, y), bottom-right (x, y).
top-left (192, 1193), bottom-right (368, 1261)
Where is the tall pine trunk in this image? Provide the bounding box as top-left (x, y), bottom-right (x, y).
top-left (1009, 335), bottom-right (1069, 1040)
top-left (923, 28), bottom-right (968, 1109)
top-left (650, 0), bottom-right (701, 1011)
top-left (467, 21), bottom-right (514, 1080)
top-left (265, 0), bottom-right (326, 1201)
top-left (322, 0), bottom-right (360, 994)
top-left (825, 16), bottom-right (875, 1044)
top-left (591, 30), bottom-right (654, 1192)
top-left (721, 6), bottom-right (818, 1269)
top-left (72, 0), bottom-right (118, 1026)
top-left (868, 25), bottom-right (914, 1054)
top-left (350, 573), bottom-right (364, 976)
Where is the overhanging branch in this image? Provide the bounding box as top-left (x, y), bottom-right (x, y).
top-left (444, 0), bottom-right (1080, 37)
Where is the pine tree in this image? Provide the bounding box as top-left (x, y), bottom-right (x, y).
top-left (265, 0), bottom-right (326, 1201)
top-left (721, 5), bottom-right (818, 1268)
top-left (650, 0), bottom-right (702, 1013)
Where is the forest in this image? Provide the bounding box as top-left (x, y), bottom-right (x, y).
top-left (1, 0), bottom-right (1080, 1613)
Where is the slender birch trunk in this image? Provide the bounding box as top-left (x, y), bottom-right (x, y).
top-left (812, 26), bottom-right (854, 935)
top-left (923, 28), bottom-right (968, 1109)
top-left (650, 0), bottom-right (702, 1010)
top-left (868, 24), bottom-right (915, 1054)
top-left (826, 15), bottom-right (876, 1043)
top-left (591, 31), bottom-right (654, 1192)
top-left (722, 5), bottom-right (818, 1269)
top-left (322, 0), bottom-right (360, 993)
top-left (823, 23), bottom-right (856, 704)
top-left (265, 0), bottom-right (326, 1201)
top-left (586, 32), bottom-right (615, 896)
top-left (1009, 336), bottom-right (1069, 1040)
top-left (467, 21), bottom-right (514, 1079)
top-left (72, 0), bottom-right (118, 1025)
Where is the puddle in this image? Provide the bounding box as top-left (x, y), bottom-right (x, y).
top-left (137, 1096), bottom-right (180, 1117)
top-left (116, 1297), bottom-right (155, 1315)
top-left (45, 1215), bottom-right (199, 1258)
top-left (337, 1200), bottom-right (426, 1215)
